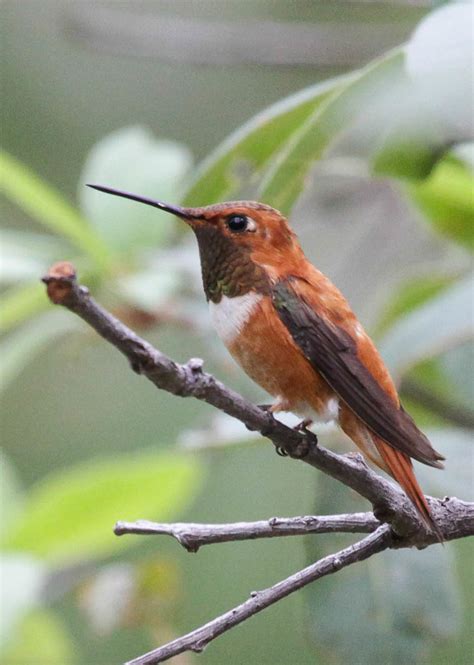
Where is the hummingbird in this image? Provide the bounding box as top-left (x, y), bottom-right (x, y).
top-left (88, 184), bottom-right (445, 535)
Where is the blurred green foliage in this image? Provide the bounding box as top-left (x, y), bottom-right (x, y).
top-left (4, 452), bottom-right (203, 563)
top-left (2, 609), bottom-right (76, 665)
top-left (1, 2), bottom-right (473, 664)
top-left (409, 156), bottom-right (474, 250)
top-left (306, 474), bottom-right (462, 665)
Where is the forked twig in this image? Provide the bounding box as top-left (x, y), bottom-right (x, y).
top-left (41, 263), bottom-right (474, 664)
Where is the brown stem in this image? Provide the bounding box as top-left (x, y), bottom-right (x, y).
top-left (114, 512), bottom-right (381, 551)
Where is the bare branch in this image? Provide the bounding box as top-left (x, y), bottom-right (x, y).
top-left (115, 497), bottom-right (474, 553)
top-left (114, 513), bottom-right (381, 551)
top-left (124, 525), bottom-right (392, 664)
top-left (41, 264), bottom-right (472, 544)
top-left (427, 497), bottom-right (474, 544)
top-left (41, 264), bottom-right (473, 665)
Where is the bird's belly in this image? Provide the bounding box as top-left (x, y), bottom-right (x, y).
top-left (210, 293), bottom-right (338, 423)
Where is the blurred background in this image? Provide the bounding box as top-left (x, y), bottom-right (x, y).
top-left (1, 2), bottom-right (473, 664)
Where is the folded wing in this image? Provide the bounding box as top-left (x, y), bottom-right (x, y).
top-left (272, 279), bottom-right (444, 468)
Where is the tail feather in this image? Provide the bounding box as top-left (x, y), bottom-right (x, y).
top-left (374, 436), bottom-right (443, 542)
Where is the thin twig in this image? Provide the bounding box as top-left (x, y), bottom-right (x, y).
top-left (125, 525), bottom-right (392, 664)
top-left (114, 512), bottom-right (381, 551)
top-left (114, 496), bottom-right (474, 552)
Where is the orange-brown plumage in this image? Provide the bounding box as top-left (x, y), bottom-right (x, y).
top-left (228, 260), bottom-right (438, 531)
top-left (228, 293), bottom-right (335, 417)
top-left (88, 184), bottom-right (445, 536)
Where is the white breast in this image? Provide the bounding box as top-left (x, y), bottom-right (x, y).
top-left (209, 293), bottom-right (263, 345)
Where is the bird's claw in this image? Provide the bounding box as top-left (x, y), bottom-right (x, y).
top-left (294, 418), bottom-right (314, 433)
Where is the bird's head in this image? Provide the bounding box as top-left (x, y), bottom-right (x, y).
top-left (87, 185), bottom-right (305, 302)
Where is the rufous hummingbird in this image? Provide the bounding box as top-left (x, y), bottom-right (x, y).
top-left (88, 184), bottom-right (445, 535)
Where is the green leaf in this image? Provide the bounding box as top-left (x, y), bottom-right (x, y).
top-left (183, 75), bottom-right (347, 206)
top-left (408, 157), bottom-right (474, 251)
top-left (259, 49), bottom-right (403, 214)
top-left (305, 474), bottom-right (461, 665)
top-left (0, 151), bottom-right (110, 270)
top-left (372, 130), bottom-right (451, 181)
top-left (79, 126), bottom-right (193, 253)
top-left (379, 274), bottom-right (474, 379)
top-left (5, 451), bottom-right (203, 563)
top-left (1, 609), bottom-right (76, 665)
top-left (183, 4), bottom-right (471, 218)
top-left (0, 311), bottom-right (81, 391)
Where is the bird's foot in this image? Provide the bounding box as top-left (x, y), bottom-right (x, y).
top-left (257, 405), bottom-right (287, 455)
top-left (294, 419), bottom-right (318, 452)
top-left (294, 418), bottom-right (314, 433)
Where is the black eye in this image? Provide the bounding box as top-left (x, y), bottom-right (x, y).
top-left (227, 214), bottom-right (248, 232)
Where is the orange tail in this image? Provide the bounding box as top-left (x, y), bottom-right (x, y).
top-left (374, 436), bottom-right (442, 541)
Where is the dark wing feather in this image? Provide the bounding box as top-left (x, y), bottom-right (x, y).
top-left (273, 280), bottom-right (444, 468)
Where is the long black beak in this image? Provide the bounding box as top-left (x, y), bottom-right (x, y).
top-left (86, 184), bottom-right (197, 220)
